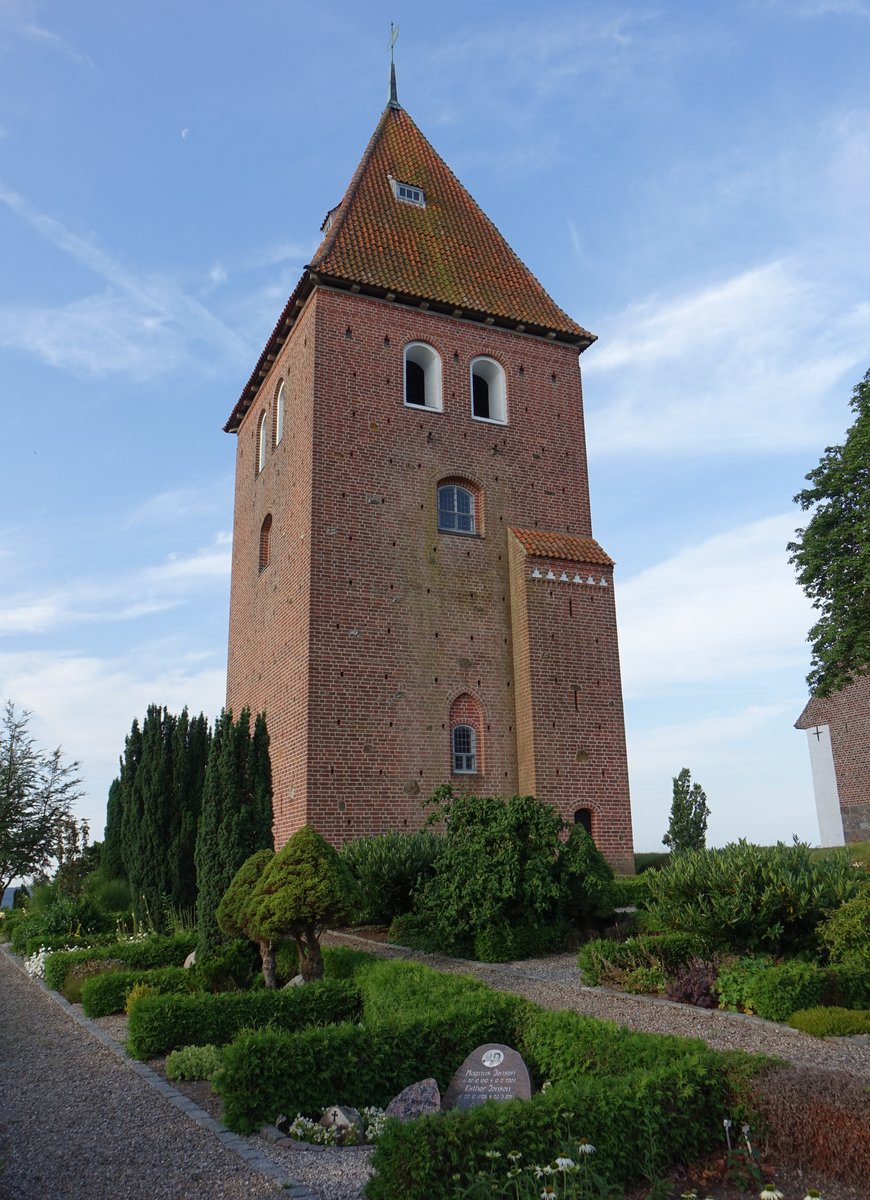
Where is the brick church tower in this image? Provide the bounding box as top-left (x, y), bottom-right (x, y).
top-left (225, 75), bottom-right (634, 871)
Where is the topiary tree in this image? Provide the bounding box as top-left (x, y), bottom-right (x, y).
top-left (247, 826), bottom-right (356, 981)
top-left (557, 823), bottom-right (616, 922)
top-left (215, 848), bottom-right (277, 986)
top-left (662, 767), bottom-right (709, 854)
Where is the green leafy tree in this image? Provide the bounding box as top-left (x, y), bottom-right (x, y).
top-left (195, 708), bottom-right (273, 959)
top-left (662, 768), bottom-right (709, 853)
top-left (788, 367), bottom-right (870, 696)
top-left (215, 848), bottom-right (277, 986)
top-left (246, 827), bottom-right (356, 981)
top-left (0, 701), bottom-right (84, 897)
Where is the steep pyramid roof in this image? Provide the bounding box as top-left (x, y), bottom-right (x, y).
top-left (310, 104), bottom-right (592, 342)
top-left (227, 99), bottom-right (593, 432)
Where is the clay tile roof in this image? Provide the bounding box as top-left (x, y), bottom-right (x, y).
top-left (226, 102), bottom-right (594, 434)
top-left (510, 528), bottom-right (614, 566)
top-left (311, 105), bottom-right (592, 342)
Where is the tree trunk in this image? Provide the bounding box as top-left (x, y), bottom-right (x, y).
top-left (259, 938), bottom-right (277, 988)
top-left (297, 927), bottom-right (324, 981)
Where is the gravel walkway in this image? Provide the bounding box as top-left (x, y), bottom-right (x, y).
top-left (0, 949), bottom-right (290, 1200)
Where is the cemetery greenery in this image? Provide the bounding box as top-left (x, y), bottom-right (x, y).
top-left (5, 762), bottom-right (870, 1194)
top-left (788, 365), bottom-right (870, 696)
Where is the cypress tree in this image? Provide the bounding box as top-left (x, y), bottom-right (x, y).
top-left (102, 777), bottom-right (125, 879)
top-left (167, 710), bottom-right (210, 913)
top-left (195, 707), bottom-right (274, 959)
top-left (132, 705), bottom-right (175, 926)
top-left (118, 717), bottom-right (143, 893)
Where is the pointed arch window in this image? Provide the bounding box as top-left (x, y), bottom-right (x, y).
top-left (470, 357), bottom-right (507, 424)
top-left (404, 342), bottom-right (442, 411)
top-left (257, 410), bottom-right (268, 474)
top-left (275, 381), bottom-right (285, 446)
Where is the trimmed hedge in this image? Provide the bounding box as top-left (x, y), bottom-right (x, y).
top-left (80, 966), bottom-right (195, 1017)
top-left (216, 990), bottom-right (526, 1133)
top-left (577, 932), bottom-right (705, 986)
top-left (127, 978), bottom-right (361, 1059)
top-left (611, 874), bottom-right (651, 909)
top-left (355, 958), bottom-right (511, 1028)
top-left (366, 1054), bottom-right (743, 1197)
top-left (743, 960), bottom-right (827, 1023)
top-left (44, 934), bottom-right (197, 992)
top-left (787, 1007), bottom-right (870, 1037)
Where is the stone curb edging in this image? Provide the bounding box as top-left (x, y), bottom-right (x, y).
top-left (1, 945), bottom-right (319, 1200)
top-left (323, 929), bottom-right (806, 1036)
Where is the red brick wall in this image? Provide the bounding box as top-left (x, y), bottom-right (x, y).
top-left (227, 284), bottom-right (634, 868)
top-left (797, 677), bottom-right (870, 844)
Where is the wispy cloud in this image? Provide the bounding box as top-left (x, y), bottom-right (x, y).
top-left (0, 0), bottom-right (93, 66)
top-left (0, 186), bottom-right (255, 379)
top-left (617, 513), bottom-right (813, 695)
top-left (765, 0), bottom-right (870, 17)
top-left (585, 260), bottom-right (869, 455)
top-left (124, 483), bottom-right (231, 528)
top-left (0, 533), bottom-right (232, 636)
top-left (0, 648), bottom-right (227, 823)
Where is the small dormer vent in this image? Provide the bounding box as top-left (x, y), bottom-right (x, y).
top-left (390, 177), bottom-right (425, 208)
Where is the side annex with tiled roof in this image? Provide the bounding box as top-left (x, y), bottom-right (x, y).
top-left (224, 81), bottom-right (634, 871)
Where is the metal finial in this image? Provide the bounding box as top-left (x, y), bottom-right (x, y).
top-left (388, 22), bottom-right (400, 108)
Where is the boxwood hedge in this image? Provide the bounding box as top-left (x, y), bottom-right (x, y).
top-left (80, 966), bottom-right (195, 1017)
top-left (44, 934), bottom-right (197, 992)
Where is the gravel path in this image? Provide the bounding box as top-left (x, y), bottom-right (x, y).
top-left (0, 949), bottom-right (288, 1200)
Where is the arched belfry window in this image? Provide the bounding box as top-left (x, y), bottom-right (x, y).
top-left (438, 483), bottom-right (476, 534)
top-left (470, 357), bottom-right (507, 423)
top-left (275, 381), bottom-right (285, 446)
top-left (258, 514), bottom-right (272, 573)
top-left (404, 342), bottom-right (442, 411)
top-left (449, 693), bottom-right (482, 776)
top-left (257, 410), bottom-right (268, 474)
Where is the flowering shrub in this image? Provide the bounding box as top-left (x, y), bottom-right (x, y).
top-left (24, 944), bottom-right (76, 981)
top-left (278, 1106), bottom-right (386, 1146)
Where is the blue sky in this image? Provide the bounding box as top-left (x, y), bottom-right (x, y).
top-left (1, 0), bottom-right (868, 854)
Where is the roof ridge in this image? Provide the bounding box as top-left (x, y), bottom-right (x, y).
top-left (311, 105), bottom-right (392, 271)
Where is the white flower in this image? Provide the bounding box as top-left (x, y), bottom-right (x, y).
top-left (507, 1151), bottom-right (522, 1163)
top-left (803, 1191), bottom-right (823, 1200)
top-left (555, 1157), bottom-right (575, 1170)
top-left (484, 1150), bottom-right (501, 1160)
top-left (576, 1138), bottom-right (595, 1155)
top-left (759, 1187), bottom-right (783, 1200)
top-left (540, 1188), bottom-right (557, 1199)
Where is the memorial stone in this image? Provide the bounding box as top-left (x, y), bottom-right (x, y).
top-left (442, 1043), bottom-right (532, 1111)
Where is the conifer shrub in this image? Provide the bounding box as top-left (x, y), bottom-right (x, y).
top-left (126, 977), bottom-right (361, 1059)
top-left (192, 938), bottom-right (263, 992)
top-left (339, 830), bottom-right (441, 924)
top-left (124, 983), bottom-right (158, 1014)
top-left (787, 1006), bottom-right (870, 1037)
top-left (43, 933), bottom-right (197, 992)
top-left (80, 966), bottom-right (194, 1017)
top-left (644, 839), bottom-right (865, 955)
top-left (472, 919), bottom-right (571, 963)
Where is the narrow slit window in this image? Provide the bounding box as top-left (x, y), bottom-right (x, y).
top-left (275, 382), bottom-right (285, 446)
top-left (259, 514), bottom-right (272, 573)
top-left (257, 411), bottom-right (268, 473)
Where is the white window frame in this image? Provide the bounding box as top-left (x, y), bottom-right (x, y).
top-left (275, 381), bottom-right (285, 446)
top-left (437, 483), bottom-right (476, 535)
top-left (257, 410), bottom-right (268, 474)
top-left (470, 356), bottom-right (507, 425)
top-left (390, 177), bottom-right (426, 208)
top-left (452, 725), bottom-right (477, 774)
top-left (403, 342), bottom-right (442, 412)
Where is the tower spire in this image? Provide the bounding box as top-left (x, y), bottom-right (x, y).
top-left (388, 22), bottom-right (400, 108)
